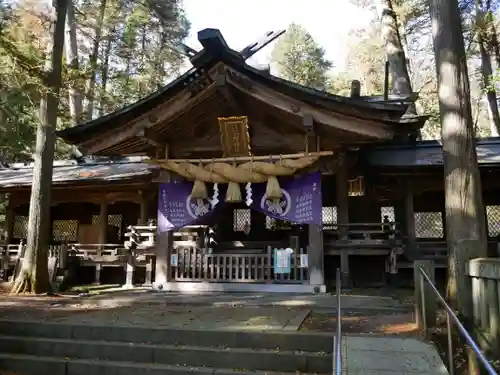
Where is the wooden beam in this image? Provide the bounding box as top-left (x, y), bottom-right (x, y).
top-left (226, 69), bottom-right (393, 139)
top-left (83, 83), bottom-right (217, 154)
top-left (250, 121), bottom-right (305, 150)
top-left (137, 127), bottom-right (161, 147)
top-left (174, 134), bottom-right (302, 154)
top-left (235, 89), bottom-right (307, 133)
top-left (239, 30), bottom-right (286, 59)
top-left (215, 70), bottom-right (241, 117)
top-left (154, 150), bottom-right (333, 164)
top-left (173, 43), bottom-right (199, 58)
top-left (10, 188), bottom-right (147, 207)
top-left (160, 96), bottom-right (223, 141)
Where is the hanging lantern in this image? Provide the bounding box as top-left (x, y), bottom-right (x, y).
top-left (348, 176), bottom-right (365, 196)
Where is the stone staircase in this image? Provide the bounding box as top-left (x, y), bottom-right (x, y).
top-left (0, 320), bottom-right (332, 375)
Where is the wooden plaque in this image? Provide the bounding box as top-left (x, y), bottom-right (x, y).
top-left (218, 116), bottom-right (252, 157)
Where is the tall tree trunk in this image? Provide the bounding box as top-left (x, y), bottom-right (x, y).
top-left (476, 0), bottom-right (500, 136)
top-left (154, 34), bottom-right (166, 89)
top-left (65, 0), bottom-right (83, 125)
top-left (378, 0), bottom-right (415, 113)
top-left (139, 23), bottom-right (147, 97)
top-left (11, 0), bottom-right (68, 294)
top-left (98, 35), bottom-right (112, 117)
top-left (85, 0), bottom-right (107, 120)
top-left (486, 0), bottom-right (500, 68)
top-left (428, 0), bottom-right (488, 319)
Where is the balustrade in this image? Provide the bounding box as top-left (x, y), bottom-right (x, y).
top-left (468, 258), bottom-right (500, 353)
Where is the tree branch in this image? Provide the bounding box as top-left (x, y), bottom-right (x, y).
top-left (0, 37), bottom-right (48, 83)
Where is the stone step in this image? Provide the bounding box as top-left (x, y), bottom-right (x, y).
top-left (0, 353), bottom-right (329, 375)
top-left (0, 335), bottom-right (332, 373)
top-left (0, 320), bottom-right (333, 352)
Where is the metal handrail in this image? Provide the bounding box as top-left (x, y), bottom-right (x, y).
top-left (419, 267), bottom-right (498, 375)
top-left (334, 268), bottom-right (342, 375)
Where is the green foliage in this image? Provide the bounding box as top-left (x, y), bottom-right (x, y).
top-left (271, 23), bottom-right (332, 90)
top-left (337, 0), bottom-right (498, 140)
top-left (0, 5), bottom-right (44, 161)
top-left (73, 0), bottom-right (190, 113)
top-left (0, 0), bottom-right (190, 163)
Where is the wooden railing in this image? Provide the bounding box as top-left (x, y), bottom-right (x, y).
top-left (124, 225), bottom-right (156, 249)
top-left (70, 244), bottom-right (126, 263)
top-left (68, 243), bottom-right (154, 286)
top-left (124, 225), bottom-right (204, 250)
top-left (172, 246), bottom-right (308, 283)
top-left (324, 222), bottom-right (402, 255)
top-left (0, 242), bottom-right (64, 282)
top-left (325, 222), bottom-right (400, 239)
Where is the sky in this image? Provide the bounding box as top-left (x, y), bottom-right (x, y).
top-left (182, 0), bottom-right (374, 72)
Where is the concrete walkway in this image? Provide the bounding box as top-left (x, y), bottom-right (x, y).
top-left (87, 290), bottom-right (408, 311)
top-left (337, 335), bottom-right (449, 375)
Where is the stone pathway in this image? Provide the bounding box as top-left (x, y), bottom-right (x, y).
top-left (0, 293), bottom-right (309, 331)
top-left (0, 290), bottom-right (409, 332)
top-left (144, 291), bottom-right (407, 310)
top-left (339, 336), bottom-right (449, 375)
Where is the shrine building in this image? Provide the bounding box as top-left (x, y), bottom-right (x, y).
top-left (1, 29), bottom-right (500, 292)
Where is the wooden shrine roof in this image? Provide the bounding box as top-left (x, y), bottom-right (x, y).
top-left (366, 137), bottom-right (500, 166)
top-left (57, 28), bottom-right (427, 158)
top-left (0, 156), bottom-right (158, 190)
top-left (3, 137), bottom-right (500, 193)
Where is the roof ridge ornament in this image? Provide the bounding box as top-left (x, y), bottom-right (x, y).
top-left (239, 30), bottom-right (286, 59)
top-left (179, 28), bottom-right (286, 66)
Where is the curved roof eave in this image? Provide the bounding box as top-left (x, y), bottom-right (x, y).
top-left (57, 28), bottom-right (418, 145)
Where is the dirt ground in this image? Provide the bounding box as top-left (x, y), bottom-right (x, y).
top-left (300, 309), bottom-right (418, 336)
top-left (428, 312), bottom-right (500, 375)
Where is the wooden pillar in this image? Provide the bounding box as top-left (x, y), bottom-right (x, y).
top-left (414, 259), bottom-right (437, 333)
top-left (308, 224), bottom-right (324, 287)
top-left (405, 181), bottom-right (417, 259)
top-left (304, 115), bottom-right (324, 289)
top-left (95, 199), bottom-right (108, 285)
top-left (155, 144), bottom-right (173, 288)
top-left (125, 190), bottom-right (149, 288)
top-left (394, 200), bottom-right (406, 236)
top-left (336, 152), bottom-right (350, 287)
top-left (441, 207), bottom-right (447, 240)
top-left (139, 191), bottom-right (149, 225)
top-left (4, 194), bottom-right (14, 244)
top-left (98, 199), bottom-right (108, 244)
top-left (48, 206), bottom-right (54, 245)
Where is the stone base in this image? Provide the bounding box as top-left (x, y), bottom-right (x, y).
top-left (152, 282), bottom-right (327, 294)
